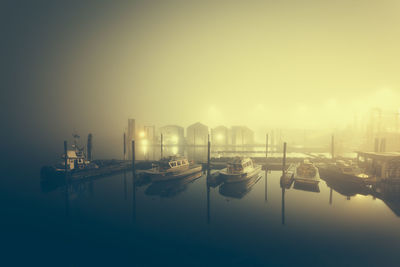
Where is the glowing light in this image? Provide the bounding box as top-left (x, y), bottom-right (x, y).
top-left (217, 134), bottom-right (223, 140)
top-left (139, 131), bottom-right (145, 138)
top-left (141, 139), bottom-right (148, 146)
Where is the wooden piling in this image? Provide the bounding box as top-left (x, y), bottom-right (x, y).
top-left (207, 183), bottom-right (210, 224)
top-left (64, 140), bottom-right (68, 178)
top-left (123, 132), bottom-right (126, 160)
top-left (160, 133), bottom-right (163, 159)
top-left (132, 140), bottom-right (135, 170)
top-left (207, 134), bottom-right (211, 171)
top-left (265, 169), bottom-right (268, 203)
top-left (87, 133), bottom-right (93, 161)
top-left (282, 142), bottom-right (287, 175)
top-left (380, 138), bottom-right (386, 152)
top-left (281, 187), bottom-right (285, 225)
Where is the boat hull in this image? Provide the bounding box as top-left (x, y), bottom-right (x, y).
top-left (145, 165), bottom-right (203, 182)
top-left (220, 165), bottom-right (262, 183)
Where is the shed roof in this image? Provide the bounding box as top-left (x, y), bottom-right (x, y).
top-left (357, 151), bottom-right (400, 160)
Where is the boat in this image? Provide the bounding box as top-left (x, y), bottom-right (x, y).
top-left (142, 156), bottom-right (202, 182)
top-left (293, 160), bottom-right (320, 185)
top-left (318, 160), bottom-right (370, 184)
top-left (41, 134), bottom-right (133, 182)
top-left (219, 157), bottom-right (262, 183)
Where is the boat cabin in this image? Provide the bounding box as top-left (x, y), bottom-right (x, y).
top-left (153, 157), bottom-right (190, 172)
top-left (63, 150), bottom-right (88, 170)
top-left (296, 160), bottom-right (317, 178)
top-left (227, 157), bottom-right (254, 174)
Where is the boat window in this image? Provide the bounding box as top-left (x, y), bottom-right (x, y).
top-left (177, 161), bottom-right (181, 165)
top-left (170, 162), bottom-right (177, 167)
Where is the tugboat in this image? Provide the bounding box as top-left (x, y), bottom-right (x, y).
top-left (41, 133), bottom-right (131, 183)
top-left (219, 157), bottom-right (262, 183)
top-left (143, 156), bottom-right (202, 182)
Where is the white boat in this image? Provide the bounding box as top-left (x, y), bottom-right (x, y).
top-left (293, 160), bottom-right (320, 184)
top-left (143, 156), bottom-right (202, 182)
top-left (219, 157), bottom-right (262, 183)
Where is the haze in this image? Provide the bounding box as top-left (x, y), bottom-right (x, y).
top-left (3, 1), bottom-right (400, 161)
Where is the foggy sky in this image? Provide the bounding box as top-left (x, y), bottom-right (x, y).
top-left (3, 1), bottom-right (400, 161)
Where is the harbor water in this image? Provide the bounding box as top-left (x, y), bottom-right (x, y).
top-left (2, 158), bottom-right (400, 266)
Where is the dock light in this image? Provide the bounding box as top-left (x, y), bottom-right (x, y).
top-left (139, 131), bottom-right (145, 138)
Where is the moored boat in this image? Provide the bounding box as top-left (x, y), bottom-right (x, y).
top-left (219, 157), bottom-right (262, 183)
top-left (142, 156), bottom-right (202, 182)
top-left (318, 160), bottom-right (370, 184)
top-left (294, 160), bottom-right (320, 185)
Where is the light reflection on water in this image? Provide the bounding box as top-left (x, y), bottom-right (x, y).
top-left (3, 161), bottom-right (400, 266)
top-left (37, 168), bottom-right (400, 266)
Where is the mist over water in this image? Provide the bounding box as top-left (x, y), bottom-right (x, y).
top-left (3, 1), bottom-right (400, 266)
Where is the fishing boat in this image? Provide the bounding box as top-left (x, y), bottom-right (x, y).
top-left (293, 160), bottom-right (320, 185)
top-left (143, 156), bottom-right (202, 182)
top-left (219, 157), bottom-right (262, 183)
top-left (41, 133), bottom-right (132, 182)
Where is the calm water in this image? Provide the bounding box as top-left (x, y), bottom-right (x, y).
top-left (2, 161), bottom-right (400, 266)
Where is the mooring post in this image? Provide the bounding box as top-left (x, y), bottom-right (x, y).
top-left (281, 187), bottom-right (285, 225)
top-left (265, 169), bottom-right (268, 203)
top-left (64, 140), bottom-right (68, 180)
top-left (282, 142), bottom-right (287, 175)
top-left (132, 140), bottom-right (135, 170)
top-left (207, 134), bottom-right (211, 172)
top-left (331, 135), bottom-right (335, 160)
top-left (123, 132), bottom-right (126, 160)
top-left (380, 138), bottom-right (386, 152)
top-left (87, 133), bottom-right (93, 161)
top-left (265, 134), bottom-right (269, 170)
top-left (160, 133), bottom-right (163, 160)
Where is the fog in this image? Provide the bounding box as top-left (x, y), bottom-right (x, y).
top-left (3, 1), bottom-right (400, 162)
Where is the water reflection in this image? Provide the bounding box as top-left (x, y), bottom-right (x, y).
top-left (145, 172), bottom-right (202, 198)
top-left (132, 170), bottom-right (137, 224)
top-left (293, 181), bottom-right (320, 193)
top-left (30, 164), bottom-right (400, 266)
top-left (321, 174), bottom-right (371, 199)
top-left (372, 182), bottom-right (400, 217)
top-left (281, 187), bottom-right (285, 225)
top-left (219, 175), bottom-right (262, 199)
top-left (265, 169), bottom-right (268, 202)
